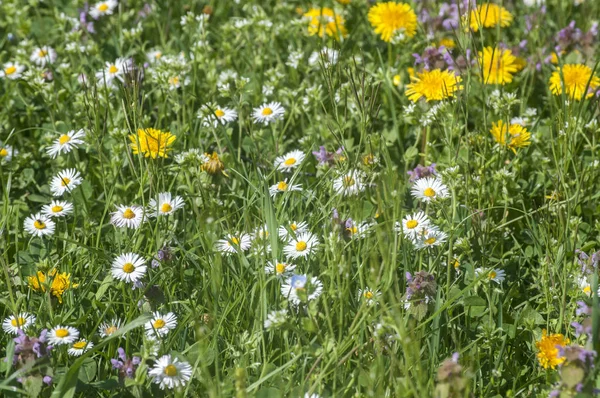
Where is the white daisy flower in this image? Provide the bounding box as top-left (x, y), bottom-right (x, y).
top-left (265, 260), bottom-right (296, 278)
top-left (475, 268), bottom-right (506, 284)
top-left (2, 313), bottom-right (36, 335)
top-left (215, 233), bottom-right (252, 255)
top-left (577, 276), bottom-right (600, 296)
top-left (398, 211), bottom-right (430, 238)
top-left (68, 339), bottom-right (93, 356)
top-left (89, 0), bottom-right (118, 19)
top-left (148, 192), bottom-right (185, 217)
top-left (414, 228), bottom-right (447, 249)
top-left (0, 62), bottom-right (25, 79)
top-left (269, 180), bottom-right (302, 197)
top-left (148, 354), bottom-right (193, 390)
top-left (264, 309), bottom-right (288, 330)
top-left (274, 150), bottom-right (305, 172)
top-left (283, 232), bottom-right (319, 259)
top-left (281, 274), bottom-right (323, 305)
top-left (41, 200), bottom-right (74, 218)
top-left (0, 143), bottom-right (17, 162)
top-left (112, 253), bottom-right (147, 284)
top-left (24, 213), bottom-right (56, 238)
top-left (50, 168), bottom-right (83, 197)
top-left (358, 288), bottom-right (380, 306)
top-left (145, 312), bottom-right (177, 338)
top-left (96, 58), bottom-right (131, 85)
top-left (345, 220), bottom-right (373, 239)
top-left (167, 74), bottom-right (189, 90)
top-left (333, 170), bottom-right (366, 196)
top-left (278, 221), bottom-right (309, 240)
top-left (98, 318), bottom-right (123, 338)
top-left (46, 129), bottom-right (85, 158)
top-left (30, 46), bottom-right (57, 66)
top-left (199, 104), bottom-right (238, 127)
top-left (48, 325), bottom-right (79, 345)
top-left (252, 102), bottom-right (285, 125)
top-left (308, 47), bottom-right (339, 66)
top-left (411, 177), bottom-right (449, 202)
top-left (110, 205), bottom-right (145, 229)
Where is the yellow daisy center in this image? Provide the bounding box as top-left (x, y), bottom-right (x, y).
top-left (122, 262), bottom-right (135, 273)
top-left (122, 208), bottom-right (135, 219)
top-left (215, 109), bottom-right (225, 117)
top-left (59, 134), bottom-right (71, 145)
top-left (61, 177), bottom-right (71, 187)
top-left (343, 176), bottom-right (355, 187)
top-left (5, 66), bottom-right (17, 75)
top-left (51, 205), bottom-right (63, 213)
top-left (283, 158), bottom-right (297, 166)
top-left (105, 326), bottom-right (117, 335)
top-left (275, 263), bottom-right (286, 274)
top-left (34, 220), bottom-right (46, 230)
top-left (406, 220), bottom-right (418, 229)
top-left (164, 364), bottom-right (178, 377)
top-left (364, 291), bottom-right (374, 299)
top-left (0, 148), bottom-right (8, 157)
top-left (489, 271), bottom-right (497, 280)
top-left (347, 226), bottom-right (358, 235)
top-left (583, 285), bottom-right (592, 294)
top-left (295, 241), bottom-right (307, 251)
top-left (425, 237), bottom-right (436, 245)
top-left (160, 203), bottom-right (173, 213)
top-left (290, 223), bottom-right (298, 231)
top-left (55, 328), bottom-right (70, 338)
top-left (153, 319), bottom-right (166, 329)
top-left (98, 3), bottom-right (109, 11)
top-left (261, 107), bottom-right (273, 116)
top-left (108, 65), bottom-right (118, 74)
top-left (11, 317), bottom-right (26, 327)
top-left (38, 50), bottom-right (48, 57)
top-left (423, 187), bottom-right (436, 197)
top-left (169, 76), bottom-right (180, 85)
top-left (277, 181), bottom-right (288, 191)
top-left (230, 237), bottom-right (240, 245)
top-left (72, 341), bottom-right (87, 349)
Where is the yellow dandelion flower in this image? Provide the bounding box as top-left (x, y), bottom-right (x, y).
top-left (536, 330), bottom-right (569, 369)
top-left (27, 269), bottom-right (77, 303)
top-left (405, 69), bottom-right (463, 102)
top-left (490, 120), bottom-right (532, 154)
top-left (201, 152), bottom-right (228, 176)
top-left (439, 38), bottom-right (456, 49)
top-left (549, 64), bottom-right (600, 101)
top-left (304, 7), bottom-right (348, 40)
top-left (479, 47), bottom-right (519, 85)
top-left (466, 3), bottom-right (513, 32)
top-left (129, 128), bottom-right (176, 159)
top-left (368, 2), bottom-right (417, 43)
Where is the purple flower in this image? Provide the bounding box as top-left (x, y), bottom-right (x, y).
top-left (43, 375), bottom-right (52, 385)
top-left (14, 329), bottom-right (52, 365)
top-left (112, 347), bottom-right (141, 379)
top-left (407, 164), bottom-right (437, 182)
top-left (312, 146), bottom-right (344, 166)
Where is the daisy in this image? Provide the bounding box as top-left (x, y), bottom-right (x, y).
top-left (148, 355), bottom-right (193, 390)
top-left (46, 129), bottom-right (85, 158)
top-left (278, 221), bottom-right (309, 240)
top-left (410, 177), bottom-right (449, 202)
top-left (478, 47), bottom-right (519, 85)
top-left (48, 325), bottom-right (79, 345)
top-left (68, 339), bottom-right (93, 356)
top-left (405, 69), bottom-right (463, 102)
top-left (146, 49), bottom-right (163, 64)
top-left (281, 274), bottom-right (323, 305)
top-left (303, 7), bottom-right (348, 41)
top-left (112, 253), bottom-right (147, 284)
top-left (358, 288), bottom-right (380, 306)
top-left (333, 170), bottom-right (366, 196)
top-left (252, 102), bottom-right (285, 125)
top-left (50, 168), bottom-right (82, 197)
top-left (30, 46), bottom-right (57, 66)
top-left (41, 200), bottom-right (74, 218)
top-left (24, 213), bottom-right (56, 238)
top-left (490, 120), bottom-right (531, 154)
top-left (148, 192), bottom-right (185, 217)
top-left (466, 3), bottom-right (513, 32)
top-left (476, 268), bottom-right (506, 284)
top-left (264, 309), bottom-right (288, 330)
top-left (367, 2), bottom-right (418, 42)
top-left (274, 150), bottom-right (305, 172)
top-left (414, 228), bottom-right (448, 249)
top-left (549, 64), bottom-right (600, 101)
top-left (215, 233), bottom-right (252, 255)
top-left (96, 58), bottom-right (131, 85)
top-left (265, 260), bottom-right (296, 278)
top-left (0, 142), bottom-right (17, 162)
top-left (199, 104), bottom-right (238, 127)
top-left (345, 220), bottom-right (372, 239)
top-left (308, 47), bottom-right (339, 66)
top-left (399, 212), bottom-right (430, 238)
top-left (99, 318), bottom-right (123, 338)
top-left (110, 205), bottom-right (145, 229)
top-left (2, 313), bottom-right (36, 335)
top-left (283, 232), bottom-right (319, 259)
top-left (269, 180), bottom-right (302, 197)
top-left (145, 312), bottom-right (177, 338)
top-left (0, 62), bottom-right (25, 79)
top-left (89, 0), bottom-right (118, 19)
top-left (129, 128), bottom-right (176, 159)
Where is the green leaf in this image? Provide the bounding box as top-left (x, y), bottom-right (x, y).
top-left (77, 358), bottom-right (97, 384)
top-left (95, 274), bottom-right (113, 301)
top-left (256, 387), bottom-right (282, 398)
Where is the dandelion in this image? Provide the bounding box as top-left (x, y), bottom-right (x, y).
top-left (24, 213), bottom-right (56, 237)
top-left (30, 46), bottom-right (57, 66)
top-left (278, 221), bottom-right (309, 240)
top-left (110, 205), bottom-right (145, 229)
top-left (148, 192), bottom-right (185, 217)
top-left (99, 318), bottom-right (123, 338)
top-left (215, 233), bottom-right (252, 255)
top-left (411, 177), bottom-right (449, 202)
top-left (479, 47), bottom-right (519, 85)
top-left (0, 62), bottom-right (25, 79)
top-left (41, 200), bottom-right (73, 218)
top-left (68, 339), bottom-right (93, 356)
top-left (50, 169), bottom-right (83, 196)
top-left (252, 102), bottom-right (285, 125)
top-left (46, 129), bottom-right (85, 158)
top-left (149, 354), bottom-right (193, 390)
top-left (265, 261), bottom-right (296, 278)
top-left (264, 309), bottom-right (288, 330)
top-left (129, 128), bottom-right (176, 159)
top-left (333, 170), bottom-right (366, 196)
top-left (27, 269), bottom-right (77, 303)
top-left (200, 152), bottom-right (227, 175)
top-left (283, 232), bottom-right (319, 259)
top-left (269, 180), bottom-right (302, 197)
top-left (549, 64), bottom-right (600, 101)
top-left (303, 7), bottom-right (348, 41)
top-left (112, 253), bottom-right (147, 284)
top-left (536, 330), bottom-right (569, 369)
top-left (145, 312), bottom-right (177, 338)
top-left (367, 2), bottom-right (418, 43)
top-left (281, 274), bottom-right (324, 305)
top-left (490, 120), bottom-right (532, 153)
top-left (274, 150), bottom-right (305, 172)
top-left (90, 0), bottom-right (119, 19)
top-left (2, 313), bottom-right (36, 335)
top-left (405, 69), bottom-right (463, 102)
top-left (466, 3), bottom-right (513, 32)
top-left (48, 325), bottom-right (79, 346)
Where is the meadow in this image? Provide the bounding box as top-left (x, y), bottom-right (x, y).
top-left (1, 0), bottom-right (600, 396)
